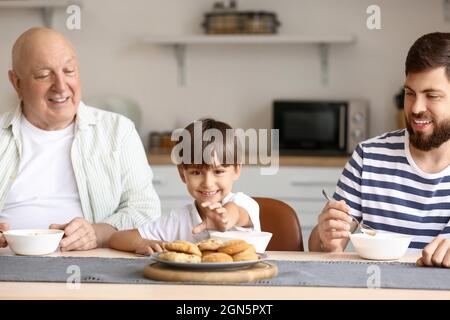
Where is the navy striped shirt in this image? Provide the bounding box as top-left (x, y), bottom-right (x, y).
top-left (335, 129), bottom-right (450, 252)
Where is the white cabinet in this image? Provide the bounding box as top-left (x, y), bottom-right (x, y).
top-left (151, 165), bottom-right (342, 250)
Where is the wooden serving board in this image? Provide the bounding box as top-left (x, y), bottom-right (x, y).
top-left (144, 262), bottom-right (277, 283)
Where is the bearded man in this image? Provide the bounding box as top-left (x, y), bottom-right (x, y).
top-left (309, 32), bottom-right (450, 268)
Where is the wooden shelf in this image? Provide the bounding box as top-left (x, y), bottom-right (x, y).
top-left (0, 0), bottom-right (81, 27)
top-left (142, 34), bottom-right (355, 45)
top-left (141, 34), bottom-right (356, 86)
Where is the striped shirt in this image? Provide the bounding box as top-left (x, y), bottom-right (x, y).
top-left (335, 129), bottom-right (450, 251)
top-left (0, 102), bottom-right (161, 230)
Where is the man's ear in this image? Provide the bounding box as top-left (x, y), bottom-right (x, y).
top-left (8, 70), bottom-right (21, 97)
top-left (177, 165), bottom-right (187, 183)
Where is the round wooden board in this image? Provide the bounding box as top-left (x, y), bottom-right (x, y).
top-left (144, 262), bottom-right (278, 283)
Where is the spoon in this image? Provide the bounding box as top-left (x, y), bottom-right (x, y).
top-left (321, 189), bottom-right (376, 236)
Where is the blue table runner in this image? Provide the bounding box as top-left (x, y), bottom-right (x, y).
top-left (0, 256), bottom-right (448, 290)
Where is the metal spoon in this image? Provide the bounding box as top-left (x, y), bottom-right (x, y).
top-left (321, 189), bottom-right (376, 236)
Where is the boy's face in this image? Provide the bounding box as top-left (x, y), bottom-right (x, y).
top-left (178, 164), bottom-right (241, 204)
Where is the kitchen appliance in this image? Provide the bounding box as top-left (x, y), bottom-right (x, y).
top-left (273, 99), bottom-right (369, 155)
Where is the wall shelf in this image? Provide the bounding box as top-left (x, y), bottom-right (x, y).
top-left (0, 0), bottom-right (80, 27)
top-left (141, 34), bottom-right (356, 86)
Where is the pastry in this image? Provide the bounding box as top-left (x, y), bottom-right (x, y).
top-left (217, 239), bottom-right (252, 255)
top-left (232, 246), bottom-right (259, 261)
top-left (201, 250), bottom-right (217, 256)
top-left (202, 252), bottom-right (233, 263)
top-left (197, 238), bottom-right (224, 251)
top-left (165, 240), bottom-right (202, 256)
top-left (158, 251), bottom-right (201, 263)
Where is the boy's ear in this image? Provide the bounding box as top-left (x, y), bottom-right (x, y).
top-left (233, 164), bottom-right (241, 180)
top-left (177, 165), bottom-right (187, 183)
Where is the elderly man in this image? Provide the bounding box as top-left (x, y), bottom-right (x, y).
top-left (309, 32), bottom-right (450, 268)
top-left (0, 27), bottom-right (160, 251)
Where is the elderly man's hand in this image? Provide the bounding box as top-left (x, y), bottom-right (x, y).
top-left (416, 237), bottom-right (450, 268)
top-left (0, 223), bottom-right (10, 248)
top-left (50, 218), bottom-right (97, 251)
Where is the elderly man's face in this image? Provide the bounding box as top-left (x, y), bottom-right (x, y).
top-left (10, 33), bottom-right (81, 130)
top-left (404, 67), bottom-right (450, 151)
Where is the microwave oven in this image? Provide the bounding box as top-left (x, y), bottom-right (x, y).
top-left (273, 100), bottom-right (369, 155)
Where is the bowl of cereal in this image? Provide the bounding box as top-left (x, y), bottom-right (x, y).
top-left (209, 230), bottom-right (272, 253)
top-left (3, 229), bottom-right (64, 256)
top-left (350, 232), bottom-right (413, 260)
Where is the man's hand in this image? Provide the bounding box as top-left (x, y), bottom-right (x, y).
top-left (416, 237), bottom-right (450, 268)
top-left (135, 240), bottom-right (166, 256)
top-left (0, 223), bottom-right (10, 248)
top-left (192, 201), bottom-right (238, 234)
top-left (317, 199), bottom-right (354, 252)
top-left (50, 217), bottom-right (97, 251)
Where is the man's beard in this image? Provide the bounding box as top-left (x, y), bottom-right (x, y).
top-left (406, 115), bottom-right (450, 151)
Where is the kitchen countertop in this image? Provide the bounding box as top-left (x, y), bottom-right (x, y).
top-left (147, 152), bottom-right (349, 167)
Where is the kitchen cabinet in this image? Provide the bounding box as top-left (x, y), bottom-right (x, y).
top-left (0, 0), bottom-right (79, 27)
top-left (151, 164), bottom-right (343, 250)
top-left (141, 34), bottom-right (356, 86)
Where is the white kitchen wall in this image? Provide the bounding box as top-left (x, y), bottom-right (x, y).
top-left (0, 0), bottom-right (448, 144)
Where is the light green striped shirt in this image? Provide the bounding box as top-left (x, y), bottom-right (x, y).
top-left (0, 101), bottom-right (161, 230)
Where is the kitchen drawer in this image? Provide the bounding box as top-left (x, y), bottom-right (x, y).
top-left (235, 167), bottom-right (341, 199)
top-left (152, 165), bottom-right (342, 199)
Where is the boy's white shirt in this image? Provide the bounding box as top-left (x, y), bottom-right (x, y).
top-left (138, 192), bottom-right (260, 243)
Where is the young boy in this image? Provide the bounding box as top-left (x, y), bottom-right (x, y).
top-left (109, 118), bottom-right (260, 255)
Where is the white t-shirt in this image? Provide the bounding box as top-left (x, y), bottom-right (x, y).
top-left (0, 115), bottom-right (83, 229)
top-left (138, 192), bottom-right (260, 242)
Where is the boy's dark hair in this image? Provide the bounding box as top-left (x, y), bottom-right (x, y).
top-left (405, 32), bottom-right (450, 79)
top-left (178, 118), bottom-right (242, 168)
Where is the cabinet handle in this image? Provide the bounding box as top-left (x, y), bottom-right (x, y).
top-left (290, 181), bottom-right (331, 187)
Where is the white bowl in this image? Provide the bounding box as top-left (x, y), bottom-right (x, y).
top-left (3, 229), bottom-right (64, 256)
top-left (209, 230), bottom-right (273, 253)
top-left (350, 232), bottom-right (413, 260)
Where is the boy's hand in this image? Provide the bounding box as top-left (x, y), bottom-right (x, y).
top-left (192, 201), bottom-right (238, 234)
top-left (0, 223), bottom-right (10, 248)
top-left (135, 239), bottom-right (166, 256)
top-left (416, 237), bottom-right (450, 268)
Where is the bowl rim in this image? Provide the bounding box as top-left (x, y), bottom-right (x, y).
top-left (349, 232), bottom-right (413, 240)
top-left (3, 229), bottom-right (65, 236)
top-left (209, 230), bottom-right (273, 237)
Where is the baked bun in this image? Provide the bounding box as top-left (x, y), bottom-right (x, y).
top-left (201, 250), bottom-right (217, 257)
top-left (232, 246), bottom-right (259, 261)
top-left (158, 251), bottom-right (201, 263)
top-left (197, 238), bottom-right (224, 251)
top-left (165, 240), bottom-right (202, 256)
top-left (218, 239), bottom-right (252, 255)
top-left (201, 252), bottom-right (233, 263)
